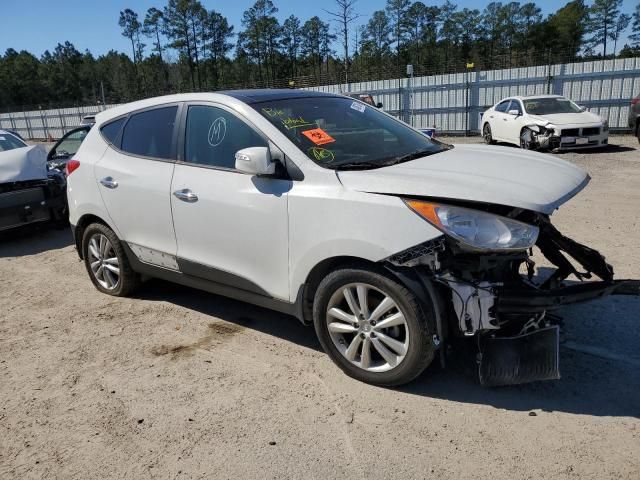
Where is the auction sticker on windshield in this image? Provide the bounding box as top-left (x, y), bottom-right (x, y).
top-left (302, 128), bottom-right (335, 145)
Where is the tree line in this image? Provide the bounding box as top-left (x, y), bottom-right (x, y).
top-left (1, 0), bottom-right (639, 110)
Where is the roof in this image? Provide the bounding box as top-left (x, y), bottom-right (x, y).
top-left (509, 94), bottom-right (563, 100)
top-left (222, 89), bottom-right (341, 103)
top-left (94, 89), bottom-right (344, 125)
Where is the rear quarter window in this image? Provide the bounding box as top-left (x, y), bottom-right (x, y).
top-left (100, 118), bottom-right (126, 147)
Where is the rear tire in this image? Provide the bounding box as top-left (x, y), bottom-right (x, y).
top-left (313, 266), bottom-right (436, 387)
top-left (483, 123), bottom-right (496, 145)
top-left (82, 222), bottom-right (139, 296)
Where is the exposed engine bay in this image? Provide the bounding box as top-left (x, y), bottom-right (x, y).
top-left (520, 124), bottom-right (560, 151)
top-left (384, 203), bottom-right (640, 386)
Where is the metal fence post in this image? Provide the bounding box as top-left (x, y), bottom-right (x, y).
top-left (25, 109), bottom-right (33, 140)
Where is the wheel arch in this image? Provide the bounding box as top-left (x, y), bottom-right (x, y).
top-left (73, 214), bottom-right (113, 259)
top-left (300, 256), bottom-right (379, 325)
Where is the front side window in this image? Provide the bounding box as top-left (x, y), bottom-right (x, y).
top-left (523, 97), bottom-right (582, 115)
top-left (121, 106), bottom-right (178, 159)
top-left (254, 97), bottom-right (447, 170)
top-left (51, 128), bottom-right (89, 158)
top-left (184, 105), bottom-right (267, 169)
top-left (0, 133), bottom-right (27, 152)
top-left (508, 100), bottom-right (523, 115)
top-left (495, 100), bottom-right (511, 113)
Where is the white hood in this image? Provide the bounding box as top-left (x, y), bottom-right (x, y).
top-left (337, 144), bottom-right (589, 214)
top-left (528, 111), bottom-right (603, 126)
top-left (0, 145), bottom-right (48, 183)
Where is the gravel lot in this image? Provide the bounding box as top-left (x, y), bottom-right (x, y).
top-left (1, 136), bottom-right (639, 479)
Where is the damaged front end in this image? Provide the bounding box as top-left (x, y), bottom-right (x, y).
top-left (384, 203), bottom-right (639, 387)
top-left (520, 123), bottom-right (560, 151)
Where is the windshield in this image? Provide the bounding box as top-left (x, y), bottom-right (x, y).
top-left (253, 96), bottom-right (447, 169)
top-left (523, 97), bottom-right (582, 115)
top-left (0, 132), bottom-right (27, 152)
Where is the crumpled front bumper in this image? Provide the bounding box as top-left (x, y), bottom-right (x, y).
top-left (497, 279), bottom-right (640, 314)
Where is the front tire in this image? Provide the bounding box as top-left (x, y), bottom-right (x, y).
top-left (520, 127), bottom-right (536, 150)
top-left (313, 267), bottom-right (436, 386)
top-left (483, 123), bottom-right (496, 145)
top-left (82, 223), bottom-right (139, 296)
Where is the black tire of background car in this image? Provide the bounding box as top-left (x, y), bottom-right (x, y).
top-left (312, 266), bottom-right (436, 387)
top-left (82, 222), bottom-right (140, 296)
top-left (483, 124), bottom-right (496, 145)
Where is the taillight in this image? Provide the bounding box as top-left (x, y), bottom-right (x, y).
top-left (631, 98), bottom-right (640, 106)
top-left (66, 159), bottom-right (80, 176)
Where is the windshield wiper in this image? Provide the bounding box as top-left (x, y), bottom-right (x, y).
top-left (331, 162), bottom-right (387, 170)
top-left (388, 148), bottom-right (442, 165)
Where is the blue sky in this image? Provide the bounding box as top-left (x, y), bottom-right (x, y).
top-left (1, 0), bottom-right (637, 58)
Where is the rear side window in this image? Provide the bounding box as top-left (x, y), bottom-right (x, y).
top-left (121, 106), bottom-right (178, 159)
top-left (100, 118), bottom-right (125, 146)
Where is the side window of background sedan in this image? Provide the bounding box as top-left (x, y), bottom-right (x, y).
top-left (184, 105), bottom-right (267, 170)
top-left (495, 100), bottom-right (511, 113)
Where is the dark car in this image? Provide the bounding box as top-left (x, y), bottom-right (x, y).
top-left (0, 130), bottom-right (67, 232)
top-left (629, 93), bottom-right (639, 143)
top-left (47, 126), bottom-right (91, 172)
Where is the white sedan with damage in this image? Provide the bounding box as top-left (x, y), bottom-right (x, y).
top-left (482, 95), bottom-right (609, 151)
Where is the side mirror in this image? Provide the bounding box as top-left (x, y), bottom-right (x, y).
top-left (579, 105), bottom-right (587, 112)
top-left (376, 102), bottom-right (383, 108)
top-left (235, 147), bottom-right (276, 176)
top-left (507, 109), bottom-right (520, 116)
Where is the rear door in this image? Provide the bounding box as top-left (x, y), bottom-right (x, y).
top-left (94, 104), bottom-right (180, 262)
top-left (170, 103), bottom-right (291, 300)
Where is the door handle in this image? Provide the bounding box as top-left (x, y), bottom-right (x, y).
top-left (100, 176), bottom-right (118, 189)
top-left (173, 189), bottom-right (198, 203)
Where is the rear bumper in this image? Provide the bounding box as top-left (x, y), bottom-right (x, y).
top-left (497, 280), bottom-right (640, 314)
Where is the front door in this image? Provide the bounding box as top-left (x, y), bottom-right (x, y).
top-left (170, 104), bottom-right (291, 300)
top-left (502, 100), bottom-right (526, 144)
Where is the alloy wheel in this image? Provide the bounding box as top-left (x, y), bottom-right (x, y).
top-left (325, 283), bottom-right (409, 373)
top-left (87, 233), bottom-right (120, 290)
top-left (483, 124), bottom-right (492, 144)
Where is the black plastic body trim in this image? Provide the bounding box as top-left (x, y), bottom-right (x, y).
top-left (176, 257), bottom-right (270, 297)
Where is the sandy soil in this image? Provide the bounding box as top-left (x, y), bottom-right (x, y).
top-left (1, 136), bottom-right (639, 479)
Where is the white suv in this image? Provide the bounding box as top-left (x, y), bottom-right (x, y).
top-left (68, 90), bottom-right (637, 387)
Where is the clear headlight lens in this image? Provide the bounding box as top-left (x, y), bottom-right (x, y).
top-left (405, 200), bottom-right (539, 251)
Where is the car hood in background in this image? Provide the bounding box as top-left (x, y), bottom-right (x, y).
top-left (337, 144), bottom-right (589, 214)
top-left (0, 145), bottom-right (48, 183)
top-left (528, 111), bottom-right (603, 126)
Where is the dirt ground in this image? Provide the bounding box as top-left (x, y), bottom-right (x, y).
top-left (1, 136), bottom-right (639, 479)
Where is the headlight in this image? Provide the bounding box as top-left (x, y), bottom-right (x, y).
top-left (404, 200), bottom-right (539, 251)
top-left (602, 120), bottom-right (609, 132)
